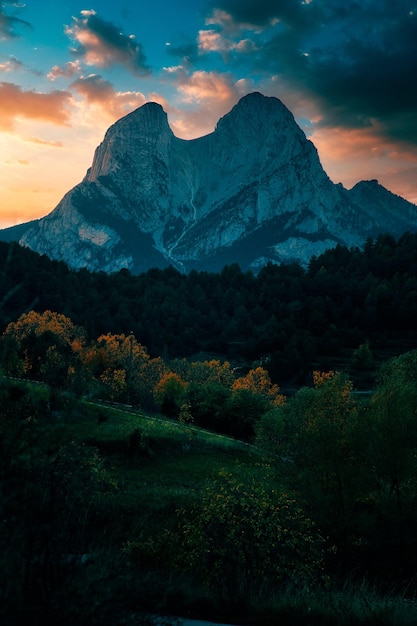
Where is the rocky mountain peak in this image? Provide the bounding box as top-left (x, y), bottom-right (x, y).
top-left (217, 91), bottom-right (294, 128)
top-left (7, 92), bottom-right (417, 274)
top-left (86, 101), bottom-right (172, 183)
top-left (215, 92), bottom-right (305, 150)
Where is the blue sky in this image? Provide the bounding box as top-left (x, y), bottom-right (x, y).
top-left (1, 0), bottom-right (417, 227)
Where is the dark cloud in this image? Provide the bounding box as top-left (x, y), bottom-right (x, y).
top-left (70, 74), bottom-right (116, 103)
top-left (207, 0), bottom-right (417, 144)
top-left (65, 10), bottom-right (151, 77)
top-left (166, 41), bottom-right (200, 65)
top-left (0, 1), bottom-right (31, 39)
top-left (207, 0), bottom-right (313, 30)
top-left (297, 4), bottom-right (417, 143)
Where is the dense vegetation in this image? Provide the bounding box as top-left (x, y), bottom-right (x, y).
top-left (2, 232), bottom-right (417, 386)
top-left (2, 332), bottom-right (417, 624)
top-left (2, 233), bottom-right (417, 624)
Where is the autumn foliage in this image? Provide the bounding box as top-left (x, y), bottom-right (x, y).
top-left (232, 366), bottom-right (285, 406)
top-left (1, 310), bottom-right (285, 439)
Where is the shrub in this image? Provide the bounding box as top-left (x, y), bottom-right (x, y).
top-left (176, 470), bottom-right (330, 603)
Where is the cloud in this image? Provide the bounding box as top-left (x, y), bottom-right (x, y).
top-left (5, 157), bottom-right (29, 165)
top-left (47, 60), bottom-right (82, 81)
top-left (175, 68), bottom-right (244, 103)
top-left (0, 1), bottom-right (31, 39)
top-left (165, 41), bottom-right (200, 66)
top-left (24, 136), bottom-right (64, 147)
top-left (70, 74), bottom-right (146, 119)
top-left (198, 29), bottom-right (233, 53)
top-left (0, 82), bottom-right (72, 129)
top-left (65, 9), bottom-right (151, 76)
top-left (305, 122), bottom-right (417, 201)
top-left (0, 55), bottom-right (22, 72)
top-left (206, 2), bottom-right (289, 31)
top-left (198, 28), bottom-right (258, 60)
top-left (0, 54), bottom-right (44, 79)
top-left (163, 67), bottom-right (251, 138)
top-left (207, 2), bottom-right (417, 147)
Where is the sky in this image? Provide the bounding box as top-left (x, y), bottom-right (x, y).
top-left (0, 1), bottom-right (417, 228)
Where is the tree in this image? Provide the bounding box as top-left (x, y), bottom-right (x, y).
top-left (365, 351), bottom-right (417, 546)
top-left (153, 371), bottom-right (187, 417)
top-left (86, 332), bottom-right (149, 402)
top-left (186, 381), bottom-right (232, 433)
top-left (3, 310), bottom-right (85, 388)
top-left (232, 366), bottom-right (285, 407)
top-left (256, 371), bottom-right (361, 546)
top-left (351, 341), bottom-right (374, 372)
top-left (136, 356), bottom-right (167, 410)
top-left (224, 387), bottom-right (271, 441)
top-left (187, 359), bottom-right (235, 387)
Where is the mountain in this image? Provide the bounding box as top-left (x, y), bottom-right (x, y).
top-left (3, 92), bottom-right (417, 273)
top-left (0, 219), bottom-right (39, 243)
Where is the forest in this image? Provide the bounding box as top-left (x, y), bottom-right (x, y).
top-left (2, 233), bottom-right (417, 624)
top-left (1, 231), bottom-right (417, 387)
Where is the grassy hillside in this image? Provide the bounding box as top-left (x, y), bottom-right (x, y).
top-left (2, 377), bottom-right (417, 625)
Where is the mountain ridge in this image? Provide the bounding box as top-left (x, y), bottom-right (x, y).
top-left (2, 92), bottom-right (417, 273)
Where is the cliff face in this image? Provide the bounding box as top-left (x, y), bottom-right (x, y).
top-left (16, 92), bottom-right (417, 273)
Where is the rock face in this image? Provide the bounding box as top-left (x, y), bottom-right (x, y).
top-left (13, 92), bottom-right (417, 273)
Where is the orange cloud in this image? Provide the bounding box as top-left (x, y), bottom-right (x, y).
top-left (310, 124), bottom-right (417, 202)
top-left (70, 74), bottom-right (146, 121)
top-left (177, 69), bottom-right (240, 102)
top-left (65, 10), bottom-right (150, 76)
top-left (5, 158), bottom-right (29, 165)
top-left (198, 29), bottom-right (231, 53)
top-left (0, 82), bottom-right (72, 130)
top-left (47, 61), bottom-right (81, 81)
top-left (24, 136), bottom-right (64, 147)
top-left (164, 69), bottom-right (251, 138)
top-left (197, 28), bottom-right (257, 59)
top-left (205, 8), bottom-right (268, 33)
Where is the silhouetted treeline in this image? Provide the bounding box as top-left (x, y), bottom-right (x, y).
top-left (1, 232), bottom-right (417, 384)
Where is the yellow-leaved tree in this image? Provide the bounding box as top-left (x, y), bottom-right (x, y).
top-left (153, 371), bottom-right (188, 417)
top-left (232, 366), bottom-right (285, 406)
top-left (85, 333), bottom-right (149, 402)
top-left (2, 310), bottom-right (85, 388)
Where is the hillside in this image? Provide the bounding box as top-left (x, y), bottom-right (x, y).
top-left (2, 366), bottom-right (417, 625)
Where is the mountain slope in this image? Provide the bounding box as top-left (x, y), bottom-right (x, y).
top-left (4, 92), bottom-right (417, 273)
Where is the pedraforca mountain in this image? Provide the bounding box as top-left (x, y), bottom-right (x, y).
top-left (5, 92), bottom-right (417, 273)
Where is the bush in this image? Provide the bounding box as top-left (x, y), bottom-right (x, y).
top-left (175, 470), bottom-right (330, 603)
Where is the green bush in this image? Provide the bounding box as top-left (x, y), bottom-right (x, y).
top-left (175, 469), bottom-right (330, 603)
